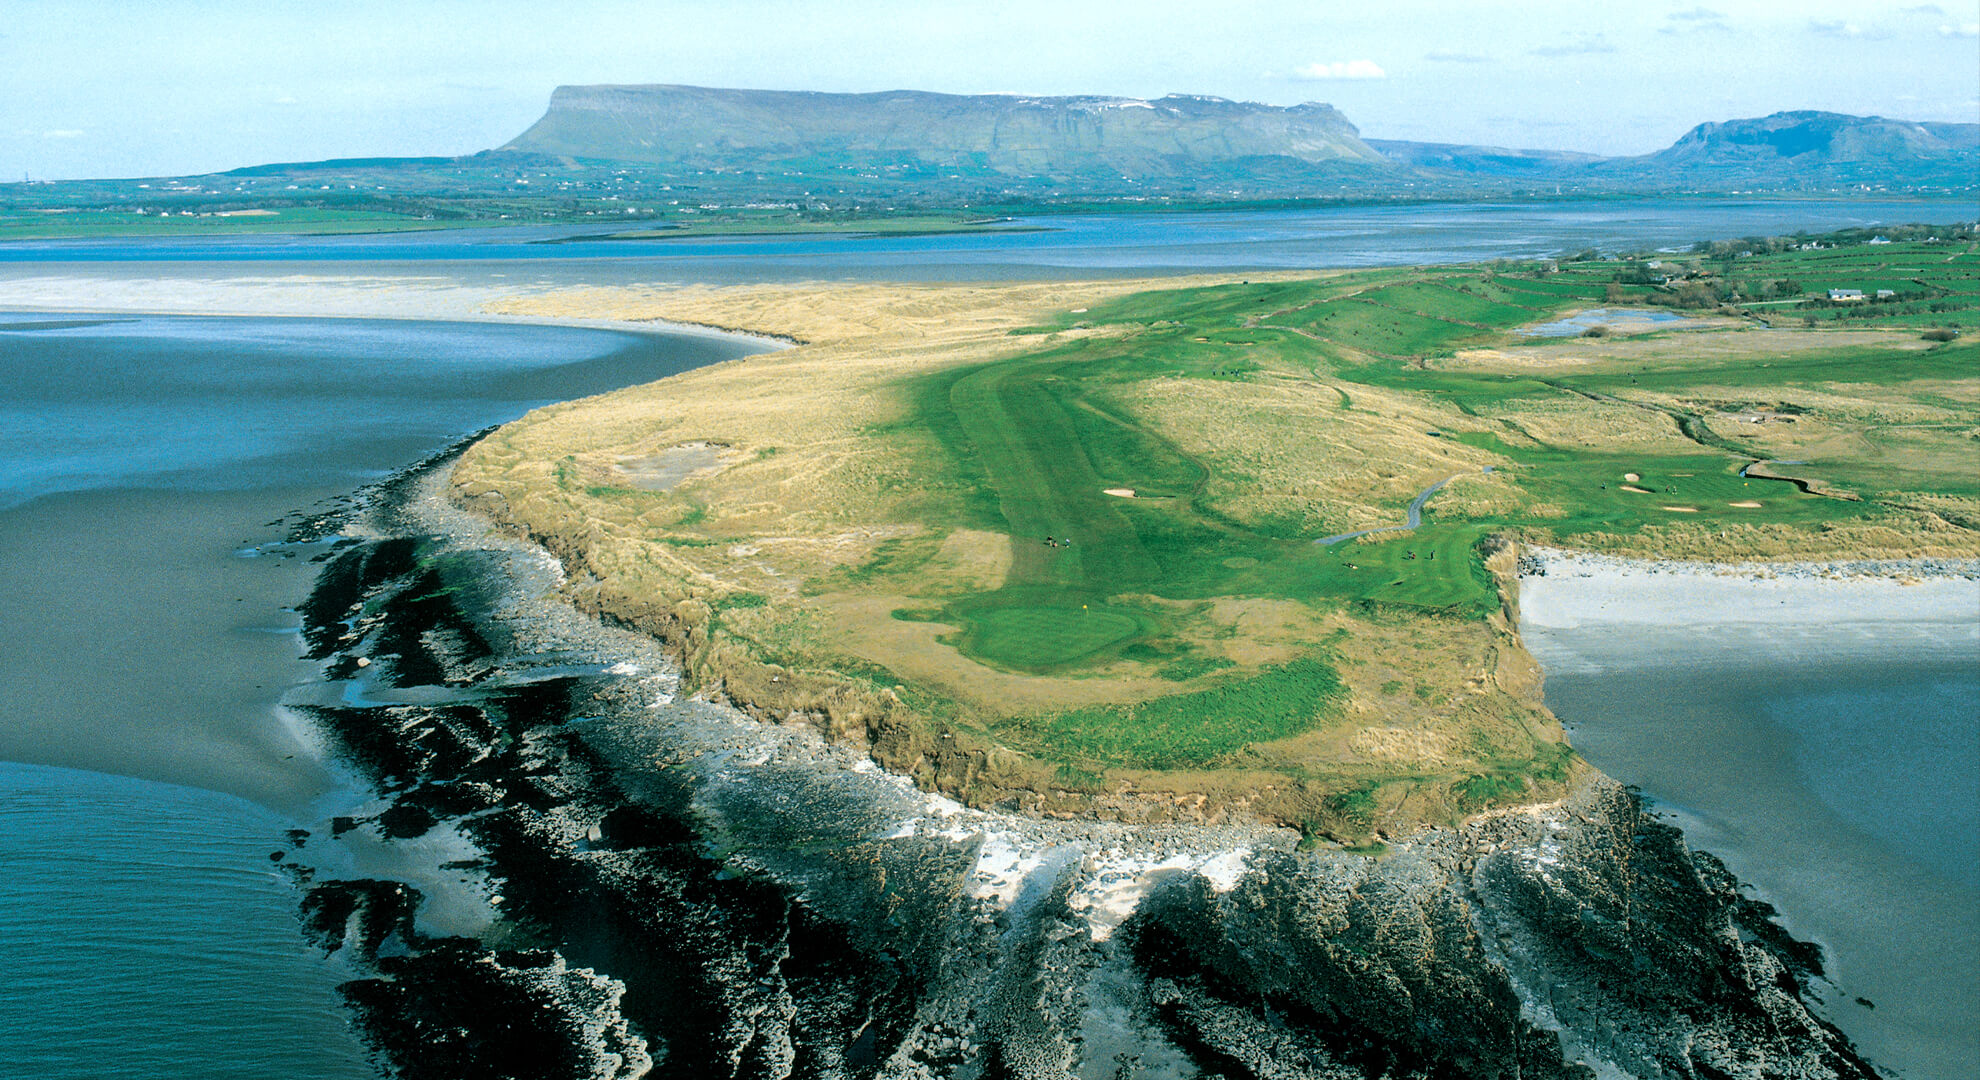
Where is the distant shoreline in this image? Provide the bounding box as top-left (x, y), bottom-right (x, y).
top-left (0, 270), bottom-right (795, 353)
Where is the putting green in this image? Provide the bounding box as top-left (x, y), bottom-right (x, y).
top-left (961, 605), bottom-right (1143, 670)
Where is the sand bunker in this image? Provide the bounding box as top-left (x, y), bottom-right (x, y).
top-left (1661, 506), bottom-right (1701, 513)
top-left (1620, 484), bottom-right (1653, 494)
top-left (615, 442), bottom-right (732, 492)
top-left (1729, 501), bottom-right (1764, 508)
top-left (1623, 472), bottom-right (1640, 482)
top-left (1103, 488), bottom-right (1136, 498)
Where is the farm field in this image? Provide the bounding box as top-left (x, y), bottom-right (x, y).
top-left (453, 226), bottom-right (1978, 838)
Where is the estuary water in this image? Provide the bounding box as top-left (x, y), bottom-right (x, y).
top-left (1524, 607), bottom-right (1980, 1080)
top-left (1, 196), bottom-right (1968, 282)
top-left (0, 314), bottom-right (757, 1078)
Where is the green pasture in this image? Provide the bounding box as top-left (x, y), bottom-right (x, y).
top-left (1361, 281), bottom-right (1544, 328)
top-left (1493, 277), bottom-right (1613, 300)
top-left (0, 206), bottom-right (452, 239)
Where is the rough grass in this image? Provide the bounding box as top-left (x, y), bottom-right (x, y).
top-left (452, 250), bottom-right (1976, 830)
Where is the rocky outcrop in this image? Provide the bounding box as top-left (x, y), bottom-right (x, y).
top-left (1128, 782), bottom-right (1876, 1079)
top-left (288, 464), bottom-right (1878, 1079)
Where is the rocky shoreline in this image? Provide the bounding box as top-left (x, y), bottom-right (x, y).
top-left (274, 454), bottom-right (1888, 1079)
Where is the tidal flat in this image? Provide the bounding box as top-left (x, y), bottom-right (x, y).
top-left (0, 312), bottom-right (758, 1079)
top-left (1521, 552), bottom-right (1980, 1078)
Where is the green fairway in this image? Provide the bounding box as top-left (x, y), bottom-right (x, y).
top-left (454, 221), bottom-right (1977, 826)
top-left (956, 603), bottom-right (1144, 671)
top-left (1315, 525), bottom-right (1501, 612)
top-left (999, 658), bottom-right (1345, 769)
top-left (910, 243), bottom-right (1979, 678)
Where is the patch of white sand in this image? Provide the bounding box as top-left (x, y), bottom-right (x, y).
top-left (1518, 547), bottom-right (1980, 629)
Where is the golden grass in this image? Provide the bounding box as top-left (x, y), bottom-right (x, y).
top-left (1110, 375), bottom-right (1502, 533)
top-left (452, 275), bottom-right (1587, 832)
top-left (450, 277), bottom-right (1965, 830)
top-left (1491, 396), bottom-right (1685, 451)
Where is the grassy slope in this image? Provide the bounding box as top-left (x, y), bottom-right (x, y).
top-left (0, 207), bottom-right (463, 239)
top-left (452, 241), bottom-right (1978, 838)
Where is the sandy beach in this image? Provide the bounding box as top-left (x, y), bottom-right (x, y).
top-left (0, 267), bottom-right (784, 349)
top-left (1518, 544), bottom-right (1980, 1078)
top-left (1518, 545), bottom-right (1980, 630)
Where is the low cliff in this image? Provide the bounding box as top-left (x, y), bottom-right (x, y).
top-left (286, 466), bottom-right (1877, 1079)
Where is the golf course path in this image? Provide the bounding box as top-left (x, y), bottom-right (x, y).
top-left (1314, 469), bottom-right (1481, 546)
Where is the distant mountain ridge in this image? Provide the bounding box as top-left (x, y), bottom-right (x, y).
top-left (1369, 110), bottom-right (1979, 189)
top-left (1654, 110), bottom-right (1980, 165)
top-left (500, 87), bottom-right (1977, 196)
top-left (504, 84), bottom-right (1387, 185)
top-left (8, 92), bottom-right (1970, 225)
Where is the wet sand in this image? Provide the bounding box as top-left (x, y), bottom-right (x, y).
top-left (1520, 550), bottom-right (1980, 1079)
top-left (0, 485), bottom-right (346, 815)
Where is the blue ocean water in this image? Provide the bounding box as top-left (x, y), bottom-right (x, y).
top-left (0, 762), bottom-right (375, 1078)
top-left (0, 314), bottom-right (740, 509)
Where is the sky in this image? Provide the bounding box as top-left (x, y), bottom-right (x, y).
top-left (3, 0), bottom-right (1976, 180)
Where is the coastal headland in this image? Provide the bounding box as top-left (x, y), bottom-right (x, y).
top-left (451, 238), bottom-right (1980, 844)
top-left (8, 235), bottom-right (1969, 1075)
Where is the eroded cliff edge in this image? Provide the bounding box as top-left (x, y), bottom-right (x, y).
top-left (286, 460), bottom-right (1879, 1079)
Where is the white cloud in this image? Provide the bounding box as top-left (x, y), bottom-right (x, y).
top-left (1941, 22), bottom-right (1979, 37)
top-left (1901, 4), bottom-right (1946, 15)
top-left (41, 129), bottom-right (84, 139)
top-left (1807, 19), bottom-right (1888, 39)
top-left (1291, 59), bottom-right (1387, 81)
top-left (1424, 49), bottom-right (1490, 63)
top-left (1661, 6), bottom-right (1729, 34)
top-left (1530, 34), bottom-right (1617, 56)
top-left (273, 95), bottom-right (299, 105)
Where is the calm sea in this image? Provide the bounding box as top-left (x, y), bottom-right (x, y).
top-left (0, 314), bottom-right (756, 1078)
top-left (1527, 621), bottom-right (1980, 1080)
top-left (1, 197), bottom-right (1970, 282)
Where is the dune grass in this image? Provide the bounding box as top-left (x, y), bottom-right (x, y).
top-left (453, 239), bottom-right (1978, 829)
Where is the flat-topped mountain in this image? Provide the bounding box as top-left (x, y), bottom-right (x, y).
top-left (500, 86), bottom-right (1977, 196)
top-left (503, 84), bottom-right (1389, 186)
top-left (7, 91), bottom-right (1971, 233)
